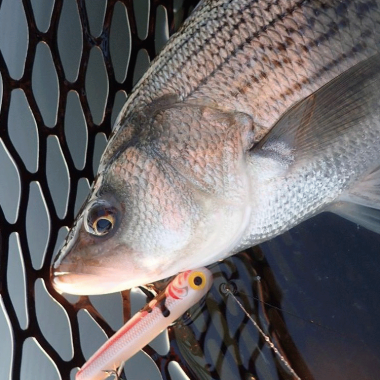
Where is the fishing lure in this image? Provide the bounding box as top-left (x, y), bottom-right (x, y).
top-left (76, 267), bottom-right (213, 380)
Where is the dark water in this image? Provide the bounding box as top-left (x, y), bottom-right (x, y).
top-left (261, 213), bottom-right (380, 379)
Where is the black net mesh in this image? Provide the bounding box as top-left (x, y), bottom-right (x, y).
top-left (2, 1), bottom-right (380, 380)
top-left (0, 1), bottom-right (202, 378)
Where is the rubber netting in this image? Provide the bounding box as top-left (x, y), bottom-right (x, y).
top-left (2, 1), bottom-right (380, 380)
top-left (0, 1), bottom-right (309, 379)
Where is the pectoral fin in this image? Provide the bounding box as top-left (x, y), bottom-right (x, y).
top-left (252, 53), bottom-right (380, 164)
top-left (251, 53), bottom-right (380, 232)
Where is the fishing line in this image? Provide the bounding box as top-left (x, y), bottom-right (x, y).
top-left (219, 279), bottom-right (326, 328)
top-left (103, 360), bottom-right (127, 380)
top-left (102, 369), bottom-right (121, 379)
top-left (235, 286), bottom-right (327, 329)
top-left (226, 289), bottom-right (301, 380)
top-left (232, 284), bottom-right (351, 337)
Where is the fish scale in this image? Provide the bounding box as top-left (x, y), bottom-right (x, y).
top-left (103, 0), bottom-right (380, 168)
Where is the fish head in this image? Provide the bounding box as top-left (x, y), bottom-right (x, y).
top-left (52, 97), bottom-right (254, 295)
top-left (52, 148), bottom-right (199, 295)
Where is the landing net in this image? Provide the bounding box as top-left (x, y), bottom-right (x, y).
top-left (1, 1), bottom-right (380, 380)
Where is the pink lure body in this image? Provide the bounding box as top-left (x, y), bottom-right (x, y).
top-left (76, 267), bottom-right (213, 380)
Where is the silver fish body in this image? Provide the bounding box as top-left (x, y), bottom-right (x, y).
top-left (240, 53), bottom-right (380, 248)
top-left (52, 0), bottom-right (380, 295)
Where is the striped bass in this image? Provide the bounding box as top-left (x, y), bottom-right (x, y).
top-left (52, 0), bottom-right (380, 295)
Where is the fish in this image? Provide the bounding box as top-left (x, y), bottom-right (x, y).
top-left (75, 268), bottom-right (213, 380)
top-left (52, 0), bottom-right (380, 295)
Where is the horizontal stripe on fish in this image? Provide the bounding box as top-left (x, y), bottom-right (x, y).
top-left (105, 0), bottom-right (380, 167)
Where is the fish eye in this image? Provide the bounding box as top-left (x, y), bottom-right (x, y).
top-left (92, 215), bottom-right (114, 235)
top-left (85, 203), bottom-right (118, 237)
top-left (188, 271), bottom-right (207, 290)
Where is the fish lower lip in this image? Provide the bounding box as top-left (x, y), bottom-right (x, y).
top-left (51, 271), bottom-right (74, 293)
top-left (51, 274), bottom-right (67, 294)
top-left (53, 271), bottom-right (72, 276)
top-left (52, 272), bottom-right (90, 295)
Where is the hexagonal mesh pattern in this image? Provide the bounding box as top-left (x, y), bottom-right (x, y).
top-left (2, 1), bottom-right (380, 380)
top-left (0, 1), bottom-right (209, 378)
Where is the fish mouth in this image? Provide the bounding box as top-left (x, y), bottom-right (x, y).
top-left (51, 269), bottom-right (136, 295)
top-left (51, 256), bottom-right (124, 294)
top-left (52, 271), bottom-right (99, 295)
top-left (51, 260), bottom-right (163, 295)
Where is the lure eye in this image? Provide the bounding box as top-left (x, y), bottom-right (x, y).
top-left (86, 202), bottom-right (118, 237)
top-left (188, 271), bottom-right (207, 290)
